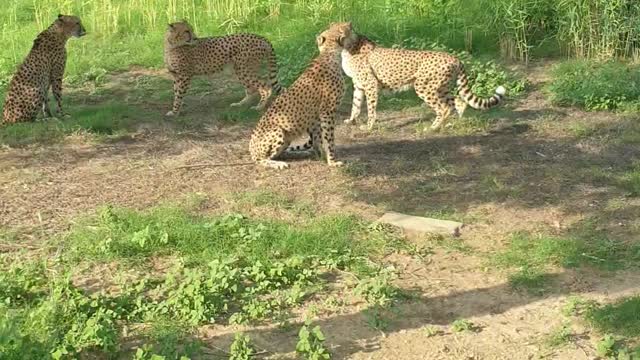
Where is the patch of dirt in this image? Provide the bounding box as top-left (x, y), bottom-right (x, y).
top-left (1, 62), bottom-right (639, 359)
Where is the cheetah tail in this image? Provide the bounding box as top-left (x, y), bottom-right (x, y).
top-left (456, 65), bottom-right (506, 110)
top-left (267, 47), bottom-right (282, 95)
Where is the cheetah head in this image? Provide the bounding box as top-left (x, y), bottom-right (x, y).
top-left (54, 15), bottom-right (86, 38)
top-left (166, 20), bottom-right (198, 47)
top-left (316, 22), bottom-right (356, 53)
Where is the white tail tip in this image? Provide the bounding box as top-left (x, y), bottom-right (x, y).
top-left (495, 86), bottom-right (506, 96)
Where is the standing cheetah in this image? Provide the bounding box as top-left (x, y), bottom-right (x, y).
top-left (164, 20), bottom-right (281, 116)
top-left (341, 34), bottom-right (506, 131)
top-left (2, 15), bottom-right (86, 125)
top-left (249, 22), bottom-right (356, 169)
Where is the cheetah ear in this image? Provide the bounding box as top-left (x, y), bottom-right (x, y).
top-left (168, 23), bottom-right (175, 29)
top-left (316, 35), bottom-right (326, 47)
top-left (58, 14), bottom-right (63, 18)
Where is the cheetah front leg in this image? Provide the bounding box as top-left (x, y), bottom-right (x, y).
top-left (41, 87), bottom-right (53, 118)
top-left (363, 84), bottom-right (379, 131)
top-left (167, 74), bottom-right (191, 116)
top-left (51, 60), bottom-right (68, 117)
top-left (344, 87), bottom-right (364, 125)
top-left (319, 112), bottom-right (343, 167)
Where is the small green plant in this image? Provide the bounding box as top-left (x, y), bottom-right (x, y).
top-left (363, 306), bottom-right (389, 331)
top-left (296, 320), bottom-right (331, 360)
top-left (354, 267), bottom-right (398, 307)
top-left (0, 261), bottom-right (48, 305)
top-left (594, 334), bottom-right (638, 359)
top-left (451, 319), bottom-right (476, 333)
top-left (545, 322), bottom-right (574, 348)
top-left (422, 325), bottom-right (443, 337)
top-left (229, 333), bottom-right (255, 360)
top-left (561, 296), bottom-right (597, 317)
top-left (597, 335), bottom-right (618, 358)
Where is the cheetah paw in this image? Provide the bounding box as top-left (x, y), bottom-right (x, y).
top-left (260, 160), bottom-right (289, 169)
top-left (165, 110), bottom-right (177, 117)
top-left (328, 161), bottom-right (344, 167)
top-left (344, 118), bottom-right (355, 124)
top-left (251, 104), bottom-right (266, 111)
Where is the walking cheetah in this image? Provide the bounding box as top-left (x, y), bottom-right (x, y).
top-left (164, 20), bottom-right (281, 116)
top-left (249, 22), bottom-right (356, 169)
top-left (2, 15), bottom-right (86, 125)
top-left (341, 34), bottom-right (506, 131)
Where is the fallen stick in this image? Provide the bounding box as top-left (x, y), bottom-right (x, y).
top-left (173, 161), bottom-right (255, 170)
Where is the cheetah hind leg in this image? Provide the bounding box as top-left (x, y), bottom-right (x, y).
top-left (256, 129), bottom-right (291, 169)
top-left (42, 97), bottom-right (52, 118)
top-left (454, 96), bottom-right (467, 118)
top-left (286, 124), bottom-right (321, 158)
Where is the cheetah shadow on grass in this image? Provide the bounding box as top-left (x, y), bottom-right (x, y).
top-left (338, 115), bottom-right (640, 220)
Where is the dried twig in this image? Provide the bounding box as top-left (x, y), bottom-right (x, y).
top-left (173, 161), bottom-right (255, 170)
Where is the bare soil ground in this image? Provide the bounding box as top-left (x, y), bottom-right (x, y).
top-left (1, 63), bottom-right (639, 359)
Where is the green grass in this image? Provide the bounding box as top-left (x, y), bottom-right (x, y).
top-left (496, 230), bottom-right (639, 272)
top-left (0, 203), bottom-right (403, 358)
top-left (494, 229), bottom-right (640, 292)
top-left (619, 164), bottom-right (640, 197)
top-left (234, 190), bottom-right (315, 216)
top-left (545, 322), bottom-right (574, 348)
top-left (586, 296), bottom-right (640, 338)
top-left (0, 103), bottom-right (135, 146)
top-left (0, 0), bottom-right (502, 88)
top-left (64, 204), bottom-right (375, 265)
top-left (507, 267), bottom-right (554, 295)
top-left (546, 60), bottom-right (640, 111)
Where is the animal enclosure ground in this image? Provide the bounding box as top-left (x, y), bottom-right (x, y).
top-left (1, 63), bottom-right (639, 359)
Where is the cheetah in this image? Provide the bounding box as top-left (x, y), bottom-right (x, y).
top-left (2, 15), bottom-right (86, 125)
top-left (249, 22), bottom-right (356, 169)
top-left (341, 34), bottom-right (506, 131)
top-left (164, 20), bottom-right (281, 116)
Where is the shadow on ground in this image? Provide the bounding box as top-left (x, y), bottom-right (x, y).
top-left (195, 270), bottom-right (637, 358)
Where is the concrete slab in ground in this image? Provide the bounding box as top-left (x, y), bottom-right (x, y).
top-left (377, 211), bottom-right (463, 237)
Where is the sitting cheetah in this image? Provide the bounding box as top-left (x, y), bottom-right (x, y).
top-left (249, 22), bottom-right (356, 169)
top-left (2, 15), bottom-right (86, 125)
top-left (164, 20), bottom-right (281, 116)
top-left (341, 34), bottom-right (506, 131)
